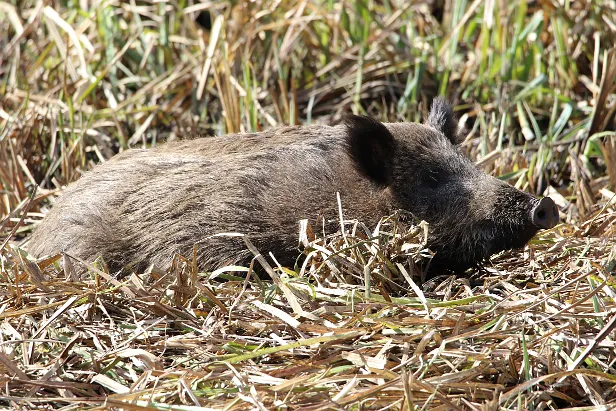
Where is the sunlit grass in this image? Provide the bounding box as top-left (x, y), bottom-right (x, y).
top-left (0, 0), bottom-right (615, 409)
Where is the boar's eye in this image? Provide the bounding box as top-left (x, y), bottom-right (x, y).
top-left (422, 169), bottom-right (446, 189)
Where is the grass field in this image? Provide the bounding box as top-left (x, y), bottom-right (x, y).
top-left (1, 0), bottom-right (616, 409)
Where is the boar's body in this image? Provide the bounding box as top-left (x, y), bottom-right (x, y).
top-left (27, 126), bottom-right (389, 272)
top-left (27, 99), bottom-right (558, 275)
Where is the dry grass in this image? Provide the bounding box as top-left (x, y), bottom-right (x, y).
top-left (1, 0), bottom-right (616, 409)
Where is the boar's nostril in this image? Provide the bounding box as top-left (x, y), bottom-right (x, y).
top-left (532, 197), bottom-right (559, 229)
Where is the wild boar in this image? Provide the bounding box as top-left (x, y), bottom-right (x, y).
top-left (26, 99), bottom-right (559, 276)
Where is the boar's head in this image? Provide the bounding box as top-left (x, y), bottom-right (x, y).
top-left (345, 98), bottom-right (559, 276)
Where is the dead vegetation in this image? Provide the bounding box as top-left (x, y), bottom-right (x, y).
top-left (1, 0), bottom-right (616, 409)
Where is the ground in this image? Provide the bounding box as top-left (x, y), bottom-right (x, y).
top-left (0, 1), bottom-right (615, 409)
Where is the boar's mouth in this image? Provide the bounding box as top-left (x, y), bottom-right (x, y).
top-left (424, 225), bottom-right (537, 277)
top-left (423, 195), bottom-right (559, 278)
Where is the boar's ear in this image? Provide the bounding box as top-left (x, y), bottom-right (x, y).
top-left (426, 97), bottom-right (463, 144)
top-left (345, 115), bottom-right (395, 186)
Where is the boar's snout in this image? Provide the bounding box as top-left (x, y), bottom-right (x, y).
top-left (531, 197), bottom-right (559, 229)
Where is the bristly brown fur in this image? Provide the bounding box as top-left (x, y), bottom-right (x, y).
top-left (426, 97), bottom-right (462, 144)
top-left (344, 115), bottom-right (396, 186)
top-left (27, 101), bottom-right (550, 277)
